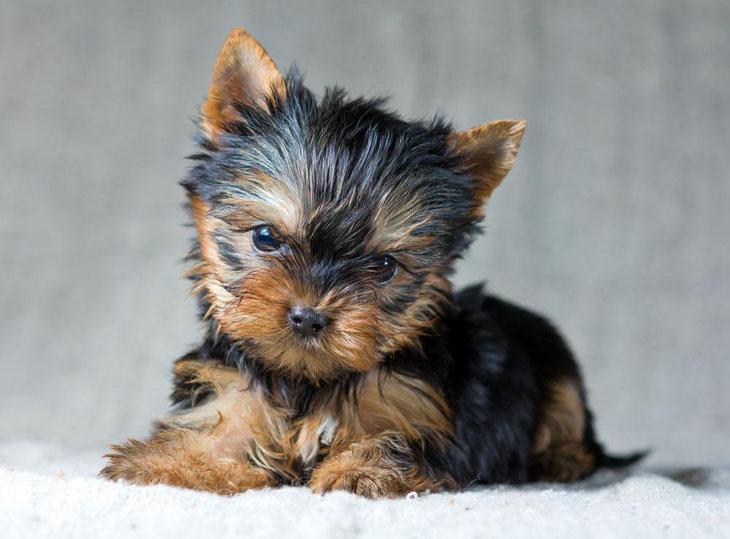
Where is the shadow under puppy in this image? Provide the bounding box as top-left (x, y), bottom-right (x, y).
top-left (101, 28), bottom-right (643, 497)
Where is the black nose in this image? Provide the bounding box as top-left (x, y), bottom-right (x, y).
top-left (288, 306), bottom-right (328, 337)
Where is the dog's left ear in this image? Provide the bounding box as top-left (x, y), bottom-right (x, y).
top-left (202, 28), bottom-right (286, 139)
top-left (448, 119), bottom-right (526, 216)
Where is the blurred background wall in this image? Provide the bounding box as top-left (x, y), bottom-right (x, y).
top-left (1, 0), bottom-right (728, 466)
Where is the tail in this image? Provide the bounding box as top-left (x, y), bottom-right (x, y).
top-left (598, 449), bottom-right (649, 469)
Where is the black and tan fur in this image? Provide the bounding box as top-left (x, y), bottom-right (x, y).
top-left (101, 28), bottom-right (642, 497)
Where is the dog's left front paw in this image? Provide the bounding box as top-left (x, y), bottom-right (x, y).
top-left (310, 463), bottom-right (409, 498)
top-left (309, 437), bottom-right (446, 498)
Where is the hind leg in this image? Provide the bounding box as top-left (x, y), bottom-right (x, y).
top-left (529, 441), bottom-right (596, 482)
top-left (529, 377), bottom-right (597, 482)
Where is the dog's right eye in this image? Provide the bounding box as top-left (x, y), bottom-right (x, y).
top-left (252, 226), bottom-right (282, 252)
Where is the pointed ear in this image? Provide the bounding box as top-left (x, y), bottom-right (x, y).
top-left (448, 119), bottom-right (526, 216)
top-left (201, 28), bottom-right (285, 138)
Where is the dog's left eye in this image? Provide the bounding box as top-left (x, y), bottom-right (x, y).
top-left (252, 226), bottom-right (282, 252)
top-left (375, 255), bottom-right (398, 283)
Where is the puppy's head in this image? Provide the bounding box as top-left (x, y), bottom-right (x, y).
top-left (183, 29), bottom-right (525, 381)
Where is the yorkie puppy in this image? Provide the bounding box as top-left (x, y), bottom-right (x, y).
top-left (101, 28), bottom-right (642, 497)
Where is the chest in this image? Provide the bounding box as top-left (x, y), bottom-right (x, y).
top-left (168, 362), bottom-right (452, 476)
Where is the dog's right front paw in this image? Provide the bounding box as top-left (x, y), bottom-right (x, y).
top-left (100, 437), bottom-right (276, 495)
top-left (100, 439), bottom-right (163, 484)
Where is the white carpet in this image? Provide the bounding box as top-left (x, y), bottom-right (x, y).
top-left (1, 441), bottom-right (728, 539)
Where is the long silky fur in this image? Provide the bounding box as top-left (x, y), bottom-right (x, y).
top-left (102, 65), bottom-right (642, 495)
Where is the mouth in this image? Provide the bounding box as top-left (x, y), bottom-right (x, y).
top-left (217, 298), bottom-right (385, 380)
top-left (242, 327), bottom-right (381, 381)
top-left (285, 333), bottom-right (327, 353)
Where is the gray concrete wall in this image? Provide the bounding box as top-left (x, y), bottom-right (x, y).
top-left (1, 0), bottom-right (728, 465)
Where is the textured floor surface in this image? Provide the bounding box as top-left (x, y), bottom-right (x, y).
top-left (0, 441), bottom-right (728, 539)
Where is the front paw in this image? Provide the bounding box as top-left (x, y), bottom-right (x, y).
top-left (310, 463), bottom-right (410, 498)
top-left (308, 437), bottom-right (446, 498)
top-left (310, 436), bottom-right (451, 498)
top-left (101, 439), bottom-right (158, 484)
top-left (100, 437), bottom-right (275, 494)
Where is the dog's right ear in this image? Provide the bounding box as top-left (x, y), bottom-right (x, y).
top-left (201, 28), bottom-right (285, 139)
